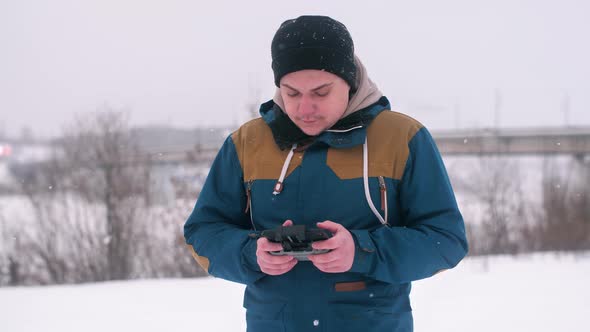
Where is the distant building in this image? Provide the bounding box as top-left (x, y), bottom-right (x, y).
top-left (0, 143), bottom-right (13, 159)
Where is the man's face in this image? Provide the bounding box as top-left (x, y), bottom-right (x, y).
top-left (280, 69), bottom-right (350, 136)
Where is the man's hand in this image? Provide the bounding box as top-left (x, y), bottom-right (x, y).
top-left (256, 220), bottom-right (297, 275)
top-left (307, 221), bottom-right (355, 273)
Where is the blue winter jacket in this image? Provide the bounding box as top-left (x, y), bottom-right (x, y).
top-left (184, 97), bottom-right (468, 332)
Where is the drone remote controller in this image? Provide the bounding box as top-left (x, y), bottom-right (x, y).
top-left (260, 225), bottom-right (333, 261)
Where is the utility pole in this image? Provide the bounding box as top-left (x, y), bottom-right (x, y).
top-left (493, 88), bottom-right (502, 129)
top-left (246, 87), bottom-right (261, 120)
top-left (562, 92), bottom-right (570, 127)
top-left (454, 99), bottom-right (461, 129)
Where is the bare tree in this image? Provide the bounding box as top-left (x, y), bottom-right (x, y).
top-left (532, 157), bottom-right (590, 251)
top-left (0, 109), bottom-right (149, 284)
top-left (451, 156), bottom-right (525, 255)
top-left (132, 199), bottom-right (207, 278)
top-left (58, 110), bottom-right (150, 280)
top-left (1, 107), bottom-right (211, 286)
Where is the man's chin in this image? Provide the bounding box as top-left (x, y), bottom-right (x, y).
top-left (299, 125), bottom-right (324, 136)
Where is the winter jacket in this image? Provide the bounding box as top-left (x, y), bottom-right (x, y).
top-left (183, 95), bottom-right (468, 332)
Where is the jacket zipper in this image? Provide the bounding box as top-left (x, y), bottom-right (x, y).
top-left (245, 179), bottom-right (253, 214)
top-left (245, 180), bottom-right (256, 230)
top-left (378, 176), bottom-right (387, 212)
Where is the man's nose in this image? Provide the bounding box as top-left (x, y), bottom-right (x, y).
top-left (298, 95), bottom-right (316, 117)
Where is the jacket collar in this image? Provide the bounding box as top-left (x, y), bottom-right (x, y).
top-left (260, 96), bottom-right (390, 150)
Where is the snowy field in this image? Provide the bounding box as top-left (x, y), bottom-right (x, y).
top-left (1, 252), bottom-right (589, 332)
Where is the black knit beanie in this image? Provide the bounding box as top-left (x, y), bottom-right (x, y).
top-left (271, 16), bottom-right (357, 92)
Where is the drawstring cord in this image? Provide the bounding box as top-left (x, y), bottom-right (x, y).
top-left (270, 137), bottom-right (388, 226)
top-left (273, 143), bottom-right (297, 195)
top-left (325, 125), bottom-right (363, 133)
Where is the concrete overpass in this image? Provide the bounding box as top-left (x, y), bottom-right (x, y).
top-left (6, 126), bottom-right (590, 169)
top-left (432, 126), bottom-right (590, 157)
top-left (143, 126), bottom-right (590, 165)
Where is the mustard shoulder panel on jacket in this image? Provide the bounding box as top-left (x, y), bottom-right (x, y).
top-left (231, 111), bottom-right (423, 181)
top-left (231, 118), bottom-right (302, 181)
top-left (326, 110), bottom-right (423, 180)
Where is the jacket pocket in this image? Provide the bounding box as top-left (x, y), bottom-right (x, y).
top-left (245, 302), bottom-right (286, 332)
top-left (327, 277), bottom-right (412, 319)
top-left (326, 304), bottom-right (413, 332)
top-left (329, 278), bottom-right (400, 306)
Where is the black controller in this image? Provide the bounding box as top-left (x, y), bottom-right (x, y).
top-left (260, 225), bottom-right (333, 261)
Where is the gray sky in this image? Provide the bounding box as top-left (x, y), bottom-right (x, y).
top-left (1, 0), bottom-right (589, 138)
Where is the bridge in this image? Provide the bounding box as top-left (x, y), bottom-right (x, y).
top-left (143, 126), bottom-right (590, 165)
top-left (4, 126), bottom-right (590, 168)
top-left (432, 126), bottom-right (590, 157)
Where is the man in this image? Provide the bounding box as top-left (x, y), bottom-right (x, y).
top-left (184, 15), bottom-right (468, 332)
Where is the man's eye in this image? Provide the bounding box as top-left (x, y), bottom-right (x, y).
top-left (287, 92), bottom-right (300, 97)
top-left (315, 91), bottom-right (329, 97)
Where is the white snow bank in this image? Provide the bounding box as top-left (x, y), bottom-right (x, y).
top-left (0, 252), bottom-right (588, 332)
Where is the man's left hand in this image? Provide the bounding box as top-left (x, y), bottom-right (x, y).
top-left (307, 221), bottom-right (355, 273)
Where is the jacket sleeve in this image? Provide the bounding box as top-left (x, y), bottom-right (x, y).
top-left (183, 136), bottom-right (265, 285)
top-left (348, 127), bottom-right (468, 284)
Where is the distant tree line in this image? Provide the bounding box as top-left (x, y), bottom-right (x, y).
top-left (0, 109), bottom-right (589, 286)
top-left (0, 110), bottom-right (205, 287)
top-left (450, 155), bottom-right (590, 256)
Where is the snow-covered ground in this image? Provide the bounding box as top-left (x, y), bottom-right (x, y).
top-left (1, 252), bottom-right (588, 332)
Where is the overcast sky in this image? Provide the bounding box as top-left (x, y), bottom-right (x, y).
top-left (1, 0), bottom-right (589, 138)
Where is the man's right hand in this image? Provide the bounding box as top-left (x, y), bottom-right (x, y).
top-left (256, 220), bottom-right (297, 275)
